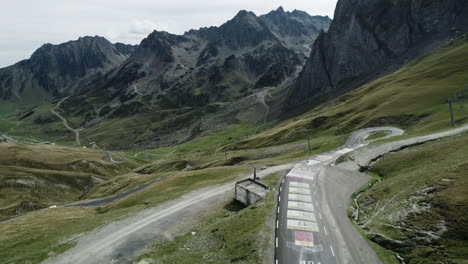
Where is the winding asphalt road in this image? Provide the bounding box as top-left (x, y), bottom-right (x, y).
top-left (275, 127), bottom-right (402, 264)
top-left (275, 125), bottom-right (468, 264)
top-left (6, 124), bottom-right (462, 264)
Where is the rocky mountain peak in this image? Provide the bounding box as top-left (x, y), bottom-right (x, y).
top-left (285, 0), bottom-right (468, 112)
top-left (275, 6), bottom-right (285, 13)
top-left (0, 36), bottom-right (134, 101)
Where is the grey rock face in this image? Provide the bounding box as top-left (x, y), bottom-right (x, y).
top-left (64, 8), bottom-right (331, 114)
top-left (286, 0), bottom-right (468, 110)
top-left (260, 6), bottom-right (332, 55)
top-left (0, 36), bottom-right (135, 101)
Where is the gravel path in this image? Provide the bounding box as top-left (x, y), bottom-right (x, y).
top-left (50, 97), bottom-right (82, 145)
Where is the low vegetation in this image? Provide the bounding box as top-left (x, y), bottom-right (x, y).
top-left (0, 166), bottom-right (249, 263)
top-left (356, 133), bottom-right (468, 264)
top-left (0, 142), bottom-right (131, 219)
top-left (135, 171), bottom-right (284, 264)
top-left (0, 35), bottom-right (467, 264)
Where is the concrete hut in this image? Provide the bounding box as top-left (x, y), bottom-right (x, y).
top-left (235, 178), bottom-right (269, 206)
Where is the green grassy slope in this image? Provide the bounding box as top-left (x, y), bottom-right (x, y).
top-left (0, 166), bottom-right (249, 263)
top-left (357, 133), bottom-right (468, 264)
top-left (0, 142), bottom-right (131, 219)
top-left (0, 34), bottom-right (466, 264)
top-left (135, 171), bottom-right (284, 264)
top-left (227, 35), bottom-right (468, 150)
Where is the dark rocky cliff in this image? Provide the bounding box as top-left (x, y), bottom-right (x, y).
top-left (286, 0), bottom-right (468, 111)
top-left (0, 36), bottom-right (135, 101)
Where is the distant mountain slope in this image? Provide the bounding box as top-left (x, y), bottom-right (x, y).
top-left (0, 36), bottom-right (135, 104)
top-left (285, 0), bottom-right (468, 111)
top-left (260, 7), bottom-right (331, 56)
top-left (37, 8), bottom-right (330, 148)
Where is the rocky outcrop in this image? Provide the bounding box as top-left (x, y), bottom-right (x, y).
top-left (194, 10), bottom-right (278, 50)
top-left (3, 7), bottom-right (331, 149)
top-left (286, 0), bottom-right (468, 111)
top-left (0, 36), bottom-right (135, 101)
top-left (260, 7), bottom-right (331, 55)
top-left (58, 8), bottom-right (330, 140)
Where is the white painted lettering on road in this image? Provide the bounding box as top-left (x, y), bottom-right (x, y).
top-left (287, 173), bottom-right (315, 180)
top-left (289, 193), bottom-right (312, 202)
top-left (289, 187), bottom-right (310, 194)
top-left (290, 182), bottom-right (310, 188)
top-left (288, 210), bottom-right (316, 221)
top-left (288, 201), bottom-right (315, 212)
top-left (287, 219), bottom-right (319, 232)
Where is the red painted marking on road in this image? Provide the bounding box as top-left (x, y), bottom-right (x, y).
top-left (295, 231), bottom-right (314, 247)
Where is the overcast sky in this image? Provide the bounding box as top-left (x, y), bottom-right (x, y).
top-left (0, 0), bottom-right (337, 68)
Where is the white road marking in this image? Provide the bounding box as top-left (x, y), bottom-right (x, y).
top-left (282, 179), bottom-right (285, 183)
top-left (277, 220), bottom-right (279, 228)
top-left (307, 160), bottom-right (321, 166)
top-left (319, 212), bottom-right (322, 220)
top-left (330, 245), bottom-right (336, 256)
top-left (279, 196), bottom-right (281, 202)
top-left (276, 260), bottom-right (278, 264)
top-left (287, 210), bottom-right (316, 221)
top-left (276, 237), bottom-right (278, 248)
top-left (287, 219), bottom-right (319, 232)
top-left (277, 207), bottom-right (280, 213)
top-left (288, 201), bottom-right (315, 212)
top-left (289, 187), bottom-right (310, 194)
top-left (313, 155), bottom-right (333, 161)
top-left (289, 193), bottom-right (312, 202)
top-left (290, 182), bottom-right (310, 188)
top-left (315, 200), bottom-right (319, 206)
top-left (280, 186), bottom-right (282, 192)
top-left (324, 226), bottom-right (328, 235)
top-left (337, 148), bottom-right (354, 154)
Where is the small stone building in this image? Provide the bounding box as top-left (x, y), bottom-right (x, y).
top-left (235, 179), bottom-right (269, 206)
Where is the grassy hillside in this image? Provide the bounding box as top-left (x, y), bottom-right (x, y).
top-left (0, 32), bottom-right (466, 264)
top-left (226, 35), bottom-right (468, 150)
top-left (0, 166), bottom-right (249, 263)
top-left (356, 133), bottom-right (468, 264)
top-left (135, 171), bottom-right (284, 264)
top-left (0, 142), bottom-right (131, 219)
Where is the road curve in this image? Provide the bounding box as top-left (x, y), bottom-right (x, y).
top-left (41, 164), bottom-right (293, 264)
top-left (275, 127), bottom-right (405, 264)
top-left (275, 124), bottom-right (468, 264)
top-left (35, 124), bottom-right (467, 264)
top-left (346, 126), bottom-right (404, 147)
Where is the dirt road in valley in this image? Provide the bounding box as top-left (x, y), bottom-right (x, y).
top-left (50, 97), bottom-right (82, 145)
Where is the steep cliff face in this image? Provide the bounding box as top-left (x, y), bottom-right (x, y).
top-left (260, 7), bottom-right (331, 55)
top-left (286, 0), bottom-right (468, 110)
top-left (0, 36), bottom-right (135, 102)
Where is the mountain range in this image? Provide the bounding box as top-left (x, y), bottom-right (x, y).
top-left (0, 7), bottom-right (331, 148)
top-left (0, 1), bottom-right (467, 150)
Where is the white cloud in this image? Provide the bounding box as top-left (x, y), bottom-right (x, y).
top-left (104, 19), bottom-right (173, 44)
